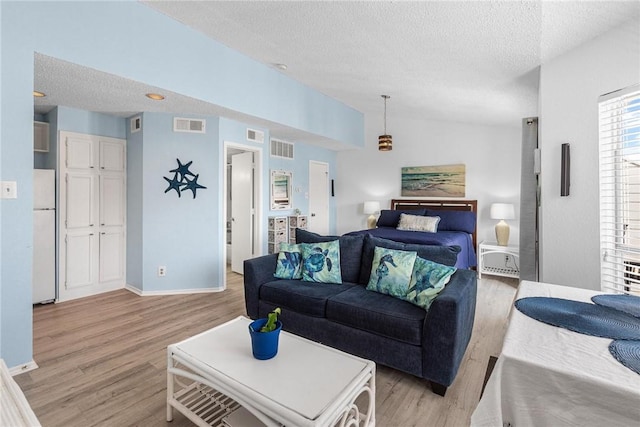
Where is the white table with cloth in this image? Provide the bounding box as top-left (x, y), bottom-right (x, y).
top-left (471, 280), bottom-right (640, 427)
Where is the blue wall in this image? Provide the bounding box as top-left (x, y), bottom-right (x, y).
top-left (0, 1), bottom-right (362, 368)
top-left (140, 112), bottom-right (221, 292)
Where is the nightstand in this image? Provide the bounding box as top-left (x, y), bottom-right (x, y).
top-left (478, 241), bottom-right (520, 279)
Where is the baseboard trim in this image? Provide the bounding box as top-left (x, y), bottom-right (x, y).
top-left (9, 360), bottom-right (39, 376)
top-left (124, 284), bottom-right (225, 296)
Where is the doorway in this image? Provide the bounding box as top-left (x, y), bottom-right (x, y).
top-left (223, 142), bottom-right (262, 281)
top-left (308, 161), bottom-right (330, 234)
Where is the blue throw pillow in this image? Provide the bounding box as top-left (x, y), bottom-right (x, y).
top-left (301, 240), bottom-right (342, 284)
top-left (274, 243), bottom-right (303, 279)
top-left (358, 234), bottom-right (460, 285)
top-left (376, 209), bottom-right (427, 228)
top-left (366, 247), bottom-right (417, 298)
top-left (425, 209), bottom-right (476, 233)
top-left (296, 228), bottom-right (364, 283)
top-left (406, 257), bottom-right (457, 310)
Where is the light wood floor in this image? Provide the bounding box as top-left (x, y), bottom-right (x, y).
top-left (15, 270), bottom-right (517, 427)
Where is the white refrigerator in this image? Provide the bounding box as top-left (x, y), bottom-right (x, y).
top-left (33, 169), bottom-right (56, 304)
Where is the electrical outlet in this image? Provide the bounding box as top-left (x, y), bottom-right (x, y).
top-left (158, 266), bottom-right (166, 277)
top-left (0, 181), bottom-right (17, 199)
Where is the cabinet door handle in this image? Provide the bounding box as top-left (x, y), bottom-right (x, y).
top-left (89, 224), bottom-right (94, 227)
top-left (101, 232), bottom-right (106, 235)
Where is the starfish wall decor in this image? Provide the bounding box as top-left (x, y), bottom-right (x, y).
top-left (163, 158), bottom-right (207, 199)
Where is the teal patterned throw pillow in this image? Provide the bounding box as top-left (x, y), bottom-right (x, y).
top-left (366, 247), bottom-right (417, 298)
top-left (274, 243), bottom-right (303, 279)
top-left (406, 257), bottom-right (457, 310)
top-left (301, 240), bottom-right (342, 284)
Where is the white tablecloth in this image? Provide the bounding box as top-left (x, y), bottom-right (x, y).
top-left (471, 281), bottom-right (640, 427)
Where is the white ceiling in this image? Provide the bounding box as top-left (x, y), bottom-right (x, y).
top-left (34, 1), bottom-right (640, 143)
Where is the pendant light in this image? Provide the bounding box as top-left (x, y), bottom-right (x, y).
top-left (378, 95), bottom-right (392, 151)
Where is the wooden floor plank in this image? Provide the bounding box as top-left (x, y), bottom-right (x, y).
top-left (15, 270), bottom-right (517, 426)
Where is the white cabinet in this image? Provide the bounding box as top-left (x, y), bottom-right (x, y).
top-left (268, 216), bottom-right (288, 254)
top-left (59, 131), bottom-right (126, 301)
top-left (288, 215), bottom-right (308, 244)
top-left (478, 241), bottom-right (520, 279)
top-left (34, 121), bottom-right (50, 152)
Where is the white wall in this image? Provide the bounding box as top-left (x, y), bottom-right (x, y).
top-left (336, 115), bottom-right (522, 246)
top-left (539, 19), bottom-right (640, 290)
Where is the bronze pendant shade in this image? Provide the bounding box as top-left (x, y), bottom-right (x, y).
top-left (378, 95), bottom-right (392, 151)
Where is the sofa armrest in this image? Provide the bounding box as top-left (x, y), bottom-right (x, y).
top-left (421, 268), bottom-right (477, 387)
top-left (243, 254), bottom-right (278, 319)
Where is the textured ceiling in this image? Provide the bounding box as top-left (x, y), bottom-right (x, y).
top-left (34, 1), bottom-right (640, 144)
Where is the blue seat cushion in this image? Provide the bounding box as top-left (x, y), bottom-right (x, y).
top-left (260, 280), bottom-right (354, 318)
top-left (326, 286), bottom-right (426, 345)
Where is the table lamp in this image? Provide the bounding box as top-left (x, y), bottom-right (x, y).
top-left (363, 201), bottom-right (381, 229)
top-left (490, 203), bottom-right (515, 246)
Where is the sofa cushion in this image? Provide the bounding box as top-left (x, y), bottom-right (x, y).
top-left (358, 234), bottom-right (460, 285)
top-left (376, 209), bottom-right (427, 228)
top-left (366, 247), bottom-right (417, 297)
top-left (406, 257), bottom-right (457, 310)
top-left (326, 286), bottom-right (426, 345)
top-left (301, 240), bottom-right (342, 284)
top-left (260, 280), bottom-right (354, 318)
top-left (274, 243), bottom-right (303, 279)
top-left (296, 229), bottom-right (364, 283)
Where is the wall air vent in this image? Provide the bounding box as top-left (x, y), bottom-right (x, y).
top-left (270, 138), bottom-right (294, 159)
top-left (130, 116), bottom-right (141, 133)
top-left (246, 128), bottom-right (264, 143)
top-left (173, 117), bottom-right (206, 133)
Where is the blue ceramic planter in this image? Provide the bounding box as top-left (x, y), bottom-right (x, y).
top-left (248, 319), bottom-right (282, 360)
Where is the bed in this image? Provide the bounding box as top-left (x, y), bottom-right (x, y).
top-left (345, 199), bottom-right (478, 269)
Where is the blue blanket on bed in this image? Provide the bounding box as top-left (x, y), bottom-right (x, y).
top-left (345, 227), bottom-right (476, 269)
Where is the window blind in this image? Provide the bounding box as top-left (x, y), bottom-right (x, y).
top-left (599, 85), bottom-right (640, 295)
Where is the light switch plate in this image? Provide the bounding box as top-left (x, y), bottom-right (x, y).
top-left (1, 181), bottom-right (17, 199)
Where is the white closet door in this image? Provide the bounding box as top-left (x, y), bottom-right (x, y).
top-left (99, 139), bottom-right (125, 171)
top-left (65, 232), bottom-right (97, 289)
top-left (66, 134), bottom-right (95, 169)
top-left (66, 173), bottom-right (95, 229)
top-left (99, 230), bottom-right (124, 283)
top-left (100, 175), bottom-right (124, 226)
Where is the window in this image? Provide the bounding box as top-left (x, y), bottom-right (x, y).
top-left (599, 85), bottom-right (640, 294)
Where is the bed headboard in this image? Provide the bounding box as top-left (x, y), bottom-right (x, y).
top-left (390, 198), bottom-right (478, 251)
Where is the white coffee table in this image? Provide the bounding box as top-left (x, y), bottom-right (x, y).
top-left (167, 316), bottom-right (376, 427)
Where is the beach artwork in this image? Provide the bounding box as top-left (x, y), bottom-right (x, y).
top-left (401, 164), bottom-right (466, 197)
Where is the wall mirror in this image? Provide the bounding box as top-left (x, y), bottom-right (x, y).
top-left (271, 170), bottom-right (292, 210)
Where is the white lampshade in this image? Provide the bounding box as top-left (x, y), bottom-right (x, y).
top-left (490, 203), bottom-right (515, 220)
top-left (363, 201), bottom-right (381, 215)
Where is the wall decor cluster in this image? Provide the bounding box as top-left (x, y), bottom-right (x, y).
top-left (163, 158), bottom-right (207, 199)
top-left (401, 164), bottom-right (466, 197)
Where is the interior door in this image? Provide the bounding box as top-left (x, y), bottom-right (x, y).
top-left (231, 152), bottom-right (254, 274)
top-left (308, 161), bottom-right (329, 234)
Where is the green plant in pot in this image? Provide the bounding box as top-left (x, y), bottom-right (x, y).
top-left (248, 308), bottom-right (282, 360)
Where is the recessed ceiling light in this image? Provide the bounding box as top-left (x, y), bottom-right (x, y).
top-left (274, 63), bottom-right (288, 71)
top-left (146, 93), bottom-right (165, 101)
top-left (33, 91), bottom-right (46, 97)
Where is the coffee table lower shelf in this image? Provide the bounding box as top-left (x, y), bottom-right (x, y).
top-left (169, 378), bottom-right (241, 426)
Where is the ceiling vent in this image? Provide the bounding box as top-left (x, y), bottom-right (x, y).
top-left (246, 128), bottom-right (264, 143)
top-left (173, 117), bottom-right (206, 133)
top-left (130, 116), bottom-right (141, 133)
top-left (270, 138), bottom-right (294, 159)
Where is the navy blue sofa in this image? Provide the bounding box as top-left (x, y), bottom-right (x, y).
top-left (243, 231), bottom-right (477, 396)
